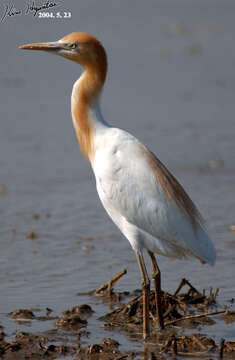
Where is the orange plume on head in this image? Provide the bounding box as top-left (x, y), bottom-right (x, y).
top-left (59, 32), bottom-right (108, 86)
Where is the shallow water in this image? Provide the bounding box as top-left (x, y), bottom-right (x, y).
top-left (0, 0), bottom-right (235, 357)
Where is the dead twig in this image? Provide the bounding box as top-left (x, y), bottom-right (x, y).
top-left (191, 335), bottom-right (207, 351)
top-left (219, 338), bottom-right (225, 359)
top-left (165, 309), bottom-right (228, 326)
top-left (176, 347), bottom-right (214, 357)
top-left (171, 335), bottom-right (177, 355)
top-left (95, 268), bottom-right (127, 295)
top-left (77, 269), bottom-right (127, 296)
top-left (160, 336), bottom-right (173, 354)
top-left (174, 278), bottom-right (200, 296)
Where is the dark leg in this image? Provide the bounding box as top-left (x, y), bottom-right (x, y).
top-left (136, 251), bottom-right (150, 339)
top-left (148, 251), bottom-right (164, 329)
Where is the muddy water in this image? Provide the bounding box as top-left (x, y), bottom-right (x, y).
top-left (0, 0), bottom-right (235, 357)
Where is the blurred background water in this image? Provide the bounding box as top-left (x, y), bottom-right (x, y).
top-left (0, 0), bottom-right (234, 354)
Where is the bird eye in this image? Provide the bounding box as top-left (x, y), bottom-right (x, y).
top-left (68, 43), bottom-right (77, 49)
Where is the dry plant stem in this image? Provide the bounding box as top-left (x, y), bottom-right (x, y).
top-left (163, 305), bottom-right (175, 319)
top-left (174, 278), bottom-right (200, 296)
top-left (219, 338), bottom-right (225, 359)
top-left (77, 268), bottom-right (127, 296)
top-left (165, 309), bottom-right (227, 326)
top-left (148, 251), bottom-right (164, 329)
top-left (176, 349), bottom-right (214, 357)
top-left (171, 335), bottom-right (177, 355)
top-left (214, 288), bottom-right (219, 299)
top-left (95, 268), bottom-right (127, 295)
top-left (136, 252), bottom-right (150, 340)
top-left (192, 335), bottom-right (207, 350)
top-left (143, 345), bottom-right (149, 360)
top-left (160, 336), bottom-right (173, 354)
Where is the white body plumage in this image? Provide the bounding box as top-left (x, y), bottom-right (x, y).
top-left (88, 107), bottom-right (216, 265)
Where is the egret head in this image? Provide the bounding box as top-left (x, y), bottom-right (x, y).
top-left (19, 32), bottom-right (107, 71)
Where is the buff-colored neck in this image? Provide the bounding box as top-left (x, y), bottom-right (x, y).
top-left (71, 59), bottom-right (108, 162)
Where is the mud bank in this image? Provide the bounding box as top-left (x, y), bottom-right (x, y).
top-left (1, 273), bottom-right (235, 359)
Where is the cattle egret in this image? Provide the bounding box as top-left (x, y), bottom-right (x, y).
top-left (20, 33), bottom-right (216, 339)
